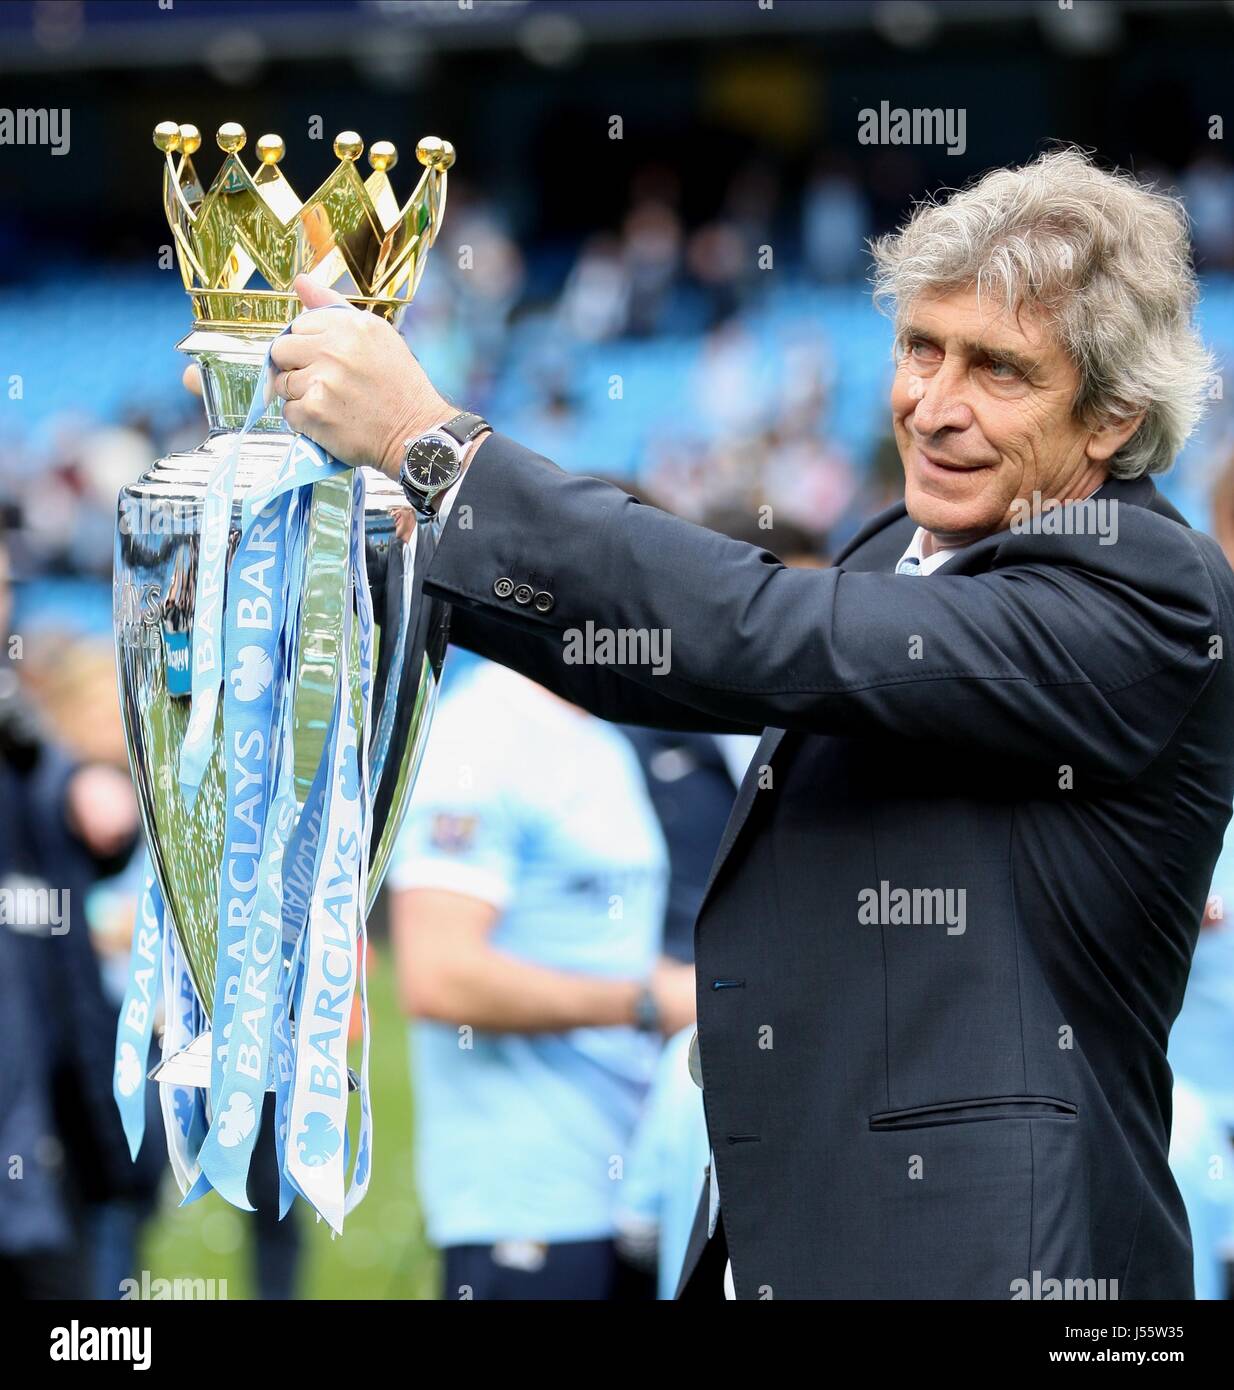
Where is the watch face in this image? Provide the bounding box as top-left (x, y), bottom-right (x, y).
top-left (405, 435), bottom-right (458, 492)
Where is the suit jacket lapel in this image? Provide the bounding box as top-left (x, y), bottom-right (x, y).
top-left (830, 500), bottom-right (908, 566)
top-left (698, 725), bottom-right (786, 910)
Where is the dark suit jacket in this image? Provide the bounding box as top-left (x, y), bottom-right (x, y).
top-left (422, 432), bottom-right (1234, 1299)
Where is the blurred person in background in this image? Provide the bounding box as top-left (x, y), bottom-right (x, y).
top-left (691, 317), bottom-right (768, 441)
top-left (557, 233), bottom-right (631, 343)
top-left (1180, 151), bottom-right (1234, 272)
top-left (0, 536), bottom-right (145, 1299)
top-left (499, 363), bottom-right (584, 472)
top-left (685, 222), bottom-right (751, 330)
top-left (34, 637), bottom-right (170, 1298)
top-left (622, 195), bottom-right (683, 338)
top-left (441, 184), bottom-right (526, 385)
top-left (40, 638), bottom-right (305, 1300)
top-left (1166, 450), bottom-right (1234, 1299)
top-left (387, 657), bottom-right (693, 1300)
top-left (614, 1023), bottom-right (709, 1300)
top-left (803, 155), bottom-right (872, 283)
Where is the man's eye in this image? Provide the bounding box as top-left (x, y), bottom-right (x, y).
top-left (986, 358), bottom-right (1020, 380)
top-left (902, 339), bottom-right (938, 363)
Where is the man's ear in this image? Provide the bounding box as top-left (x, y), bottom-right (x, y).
top-left (1086, 409), bottom-right (1146, 464)
top-left (292, 274), bottom-right (349, 310)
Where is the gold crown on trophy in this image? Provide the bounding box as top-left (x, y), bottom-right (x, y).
top-left (154, 120), bottom-right (455, 333)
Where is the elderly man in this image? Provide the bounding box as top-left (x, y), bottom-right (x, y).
top-left (267, 149), bottom-right (1234, 1299)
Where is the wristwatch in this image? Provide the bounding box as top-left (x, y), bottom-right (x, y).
top-left (633, 983), bottom-right (662, 1034)
top-left (397, 411), bottom-right (489, 516)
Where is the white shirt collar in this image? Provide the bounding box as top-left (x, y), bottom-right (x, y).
top-left (895, 525), bottom-right (967, 576)
top-left (895, 479), bottom-right (1108, 577)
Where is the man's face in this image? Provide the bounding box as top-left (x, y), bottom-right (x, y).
top-left (891, 288), bottom-right (1113, 547)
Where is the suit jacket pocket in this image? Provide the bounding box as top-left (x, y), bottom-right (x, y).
top-left (869, 1094), bottom-right (1078, 1131)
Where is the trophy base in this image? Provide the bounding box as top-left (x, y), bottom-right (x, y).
top-left (150, 1030), bottom-right (359, 1093)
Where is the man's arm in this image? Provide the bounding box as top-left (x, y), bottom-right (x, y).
top-left (266, 286), bottom-right (759, 734)
top-left (390, 887), bottom-right (695, 1035)
top-left (443, 603), bottom-right (763, 735)
top-left (438, 438), bottom-right (759, 733)
top-left (427, 433), bottom-right (1227, 782)
top-left (269, 279), bottom-right (1228, 780)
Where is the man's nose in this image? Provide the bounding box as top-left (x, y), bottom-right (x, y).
top-left (909, 359), bottom-right (973, 436)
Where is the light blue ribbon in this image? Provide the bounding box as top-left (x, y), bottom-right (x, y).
top-left (206, 490), bottom-right (294, 1105)
top-left (160, 920), bottom-right (208, 1192)
top-left (345, 475), bottom-right (376, 1216)
top-left (284, 484), bottom-right (369, 1231)
top-left (113, 864), bottom-right (165, 1159)
top-left (195, 489), bottom-right (306, 1207)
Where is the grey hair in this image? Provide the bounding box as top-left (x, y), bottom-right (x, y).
top-left (869, 147), bottom-right (1213, 479)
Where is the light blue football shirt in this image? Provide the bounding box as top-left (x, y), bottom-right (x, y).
top-left (388, 660), bottom-right (670, 1246)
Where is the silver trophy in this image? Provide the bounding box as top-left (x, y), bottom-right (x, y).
top-left (114, 123), bottom-right (454, 1080)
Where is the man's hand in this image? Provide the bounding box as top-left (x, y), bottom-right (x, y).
top-left (266, 275), bottom-right (454, 477)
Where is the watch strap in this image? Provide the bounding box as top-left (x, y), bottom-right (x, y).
top-left (633, 984), bottom-right (661, 1034)
top-left (438, 411), bottom-right (489, 447)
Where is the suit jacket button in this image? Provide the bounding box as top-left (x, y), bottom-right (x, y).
top-left (493, 577), bottom-right (515, 599)
top-left (533, 591), bottom-right (554, 614)
top-left (513, 583), bottom-right (534, 605)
